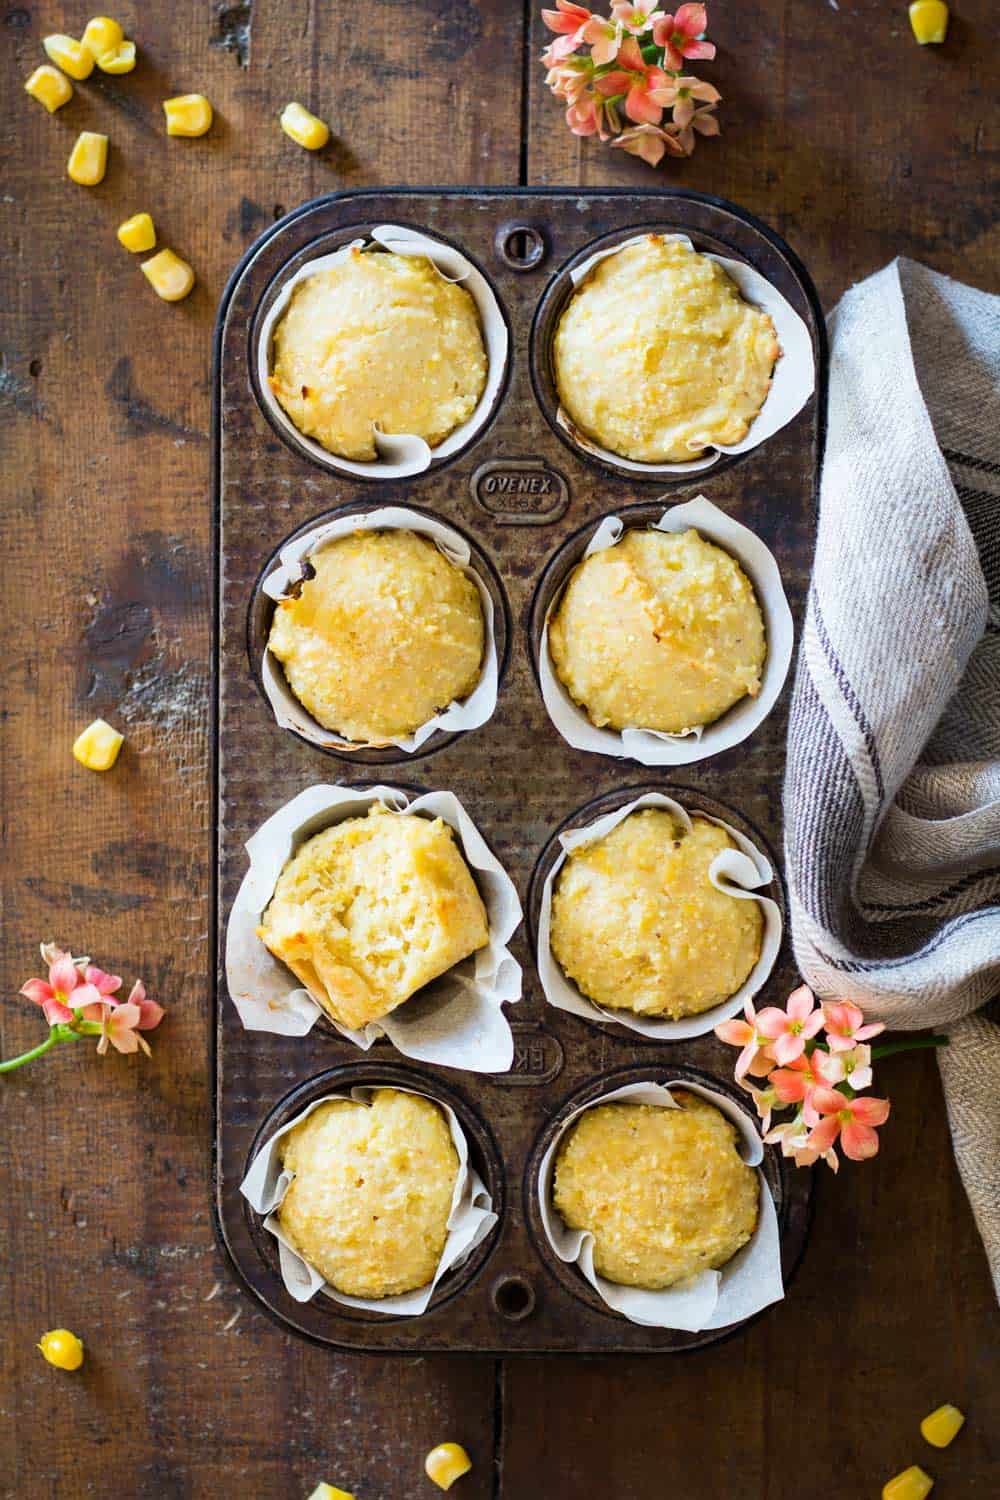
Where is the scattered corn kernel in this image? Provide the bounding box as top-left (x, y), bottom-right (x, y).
top-left (81, 15), bottom-right (123, 58)
top-left (883, 1466), bottom-right (934, 1500)
top-left (909, 0), bottom-right (949, 43)
top-left (117, 212), bottom-right (156, 252)
top-left (24, 64), bottom-right (73, 112)
top-left (920, 1403), bottom-right (965, 1448)
top-left (280, 101), bottom-right (330, 151)
top-left (141, 248), bottom-right (195, 302)
top-left (306, 1487), bottom-right (354, 1500)
top-left (43, 34), bottom-right (95, 80)
top-left (424, 1444), bottom-right (472, 1492)
top-left (73, 718), bottom-right (124, 771)
top-left (67, 131), bottom-right (109, 186)
top-left (38, 1329), bottom-right (85, 1371)
top-left (97, 40), bottom-right (136, 74)
top-left (163, 93), bottom-right (213, 137)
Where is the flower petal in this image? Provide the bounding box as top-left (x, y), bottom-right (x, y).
top-left (680, 37), bottom-right (716, 59)
top-left (841, 1121), bottom-right (881, 1161)
top-left (771, 1032), bottom-right (805, 1066)
top-left (811, 1086), bottom-right (850, 1116)
top-left (42, 998), bottom-right (75, 1025)
top-left (48, 957), bottom-right (80, 998)
top-left (673, 1), bottom-right (707, 36)
top-left (136, 998), bottom-right (165, 1031)
top-left (786, 984), bottom-right (817, 1022)
top-left (625, 84), bottom-right (663, 124)
top-left (806, 1116), bottom-right (841, 1153)
top-left (20, 979), bottom-right (54, 1006)
top-left (850, 1095), bottom-right (891, 1127)
top-left (85, 966), bottom-right (123, 996)
top-left (715, 1018), bottom-right (752, 1046)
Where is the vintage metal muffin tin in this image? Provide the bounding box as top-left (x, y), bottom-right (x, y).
top-left (212, 188), bottom-right (826, 1353)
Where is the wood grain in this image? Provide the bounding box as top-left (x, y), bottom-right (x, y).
top-left (1, 0), bottom-right (998, 1495)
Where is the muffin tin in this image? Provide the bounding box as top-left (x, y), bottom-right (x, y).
top-left (212, 187), bottom-right (826, 1353)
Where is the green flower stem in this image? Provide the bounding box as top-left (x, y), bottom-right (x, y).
top-left (0, 1023), bottom-right (78, 1073)
top-left (871, 1034), bottom-right (949, 1060)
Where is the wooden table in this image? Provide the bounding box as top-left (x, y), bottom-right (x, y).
top-left (2, 3), bottom-right (998, 1495)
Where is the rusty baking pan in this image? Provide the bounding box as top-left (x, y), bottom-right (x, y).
top-left (211, 187), bottom-right (826, 1353)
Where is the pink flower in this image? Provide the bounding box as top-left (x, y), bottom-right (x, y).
top-left (611, 0), bottom-right (666, 35)
top-left (745, 1082), bottom-right (778, 1134)
top-left (755, 985), bottom-right (826, 1066)
top-left (673, 102), bottom-right (720, 154)
top-left (768, 1051), bottom-right (827, 1123)
top-left (95, 1001), bottom-right (145, 1057)
top-left (545, 58), bottom-right (593, 103)
top-left (765, 1118), bottom-right (840, 1172)
top-left (566, 95), bottom-right (601, 134)
top-left (127, 979), bottom-right (165, 1033)
top-left (609, 121), bottom-right (686, 164)
top-left (806, 1088), bottom-right (891, 1162)
top-left (582, 16), bottom-right (624, 65)
top-left (815, 1042), bottom-right (873, 1091)
top-left (652, 3), bottom-right (716, 71)
top-left (715, 999), bottom-right (775, 1081)
top-left (541, 0), bottom-right (593, 61)
top-left (595, 35), bottom-right (672, 124)
top-left (20, 946), bottom-right (87, 1025)
top-left (651, 73), bottom-right (720, 129)
top-left (823, 1001), bottom-right (886, 1054)
top-left (84, 964), bottom-right (122, 997)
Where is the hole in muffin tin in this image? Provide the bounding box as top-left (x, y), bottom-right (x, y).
top-left (525, 779), bottom-right (788, 1047)
top-left (250, 221), bottom-right (512, 481)
top-left (242, 1062), bottom-right (504, 1325)
top-left (494, 222), bottom-right (547, 271)
top-left (523, 1062), bottom-right (788, 1326)
top-left (247, 500), bottom-right (512, 765)
top-left (530, 223), bottom-right (773, 486)
top-left (491, 1273), bottom-right (537, 1321)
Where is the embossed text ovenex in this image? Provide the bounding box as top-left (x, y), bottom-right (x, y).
top-left (211, 188), bottom-right (826, 1354)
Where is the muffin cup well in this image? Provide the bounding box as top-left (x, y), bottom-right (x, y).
top-left (240, 1082), bottom-right (498, 1315)
top-left (536, 230), bottom-right (815, 479)
top-left (224, 784), bottom-right (523, 1072)
top-left (536, 496), bottom-right (793, 766)
top-left (256, 223), bottom-right (509, 480)
top-left (535, 789), bottom-right (783, 1042)
top-left (536, 1077), bottom-right (783, 1332)
top-left (257, 506), bottom-right (504, 755)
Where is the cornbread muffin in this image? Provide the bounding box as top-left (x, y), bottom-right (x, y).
top-left (269, 248), bottom-right (488, 460)
top-left (258, 802), bottom-right (490, 1030)
top-left (550, 808), bottom-right (763, 1019)
top-left (268, 529), bottom-right (485, 743)
top-left (553, 1093), bottom-right (758, 1289)
top-left (554, 235), bottom-right (780, 463)
top-left (549, 528), bottom-right (766, 735)
top-left (278, 1090), bottom-right (459, 1298)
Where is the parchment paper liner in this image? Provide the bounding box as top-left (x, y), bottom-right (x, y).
top-left (554, 231), bottom-right (815, 475)
top-left (537, 791), bottom-right (782, 1041)
top-left (539, 1079), bottom-right (783, 1330)
top-left (539, 496), bottom-right (793, 766)
top-left (260, 506), bottom-right (500, 753)
top-left (257, 224), bottom-right (508, 479)
top-left (241, 1085), bottom-right (497, 1313)
top-left (225, 785), bottom-right (523, 1072)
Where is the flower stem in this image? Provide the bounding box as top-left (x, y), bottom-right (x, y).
top-left (0, 1024), bottom-right (79, 1074)
top-left (870, 1034), bottom-right (949, 1060)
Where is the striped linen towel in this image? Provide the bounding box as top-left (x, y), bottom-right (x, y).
top-left (784, 257), bottom-right (1000, 1298)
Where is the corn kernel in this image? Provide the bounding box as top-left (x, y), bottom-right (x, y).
top-left (97, 40), bottom-right (136, 74)
top-left (81, 16), bottom-right (123, 58)
top-left (37, 1329), bottom-right (84, 1371)
top-left (117, 212), bottom-right (156, 252)
top-left (424, 1444), bottom-right (472, 1492)
top-left (24, 64), bottom-right (73, 112)
top-left (67, 131), bottom-right (109, 187)
top-left (909, 0), bottom-right (949, 43)
top-left (280, 101), bottom-right (330, 151)
top-left (883, 1466), bottom-right (934, 1500)
top-left (43, 34), bottom-right (94, 80)
top-left (306, 1487), bottom-right (354, 1500)
top-left (163, 93), bottom-right (213, 137)
top-left (73, 718), bottom-right (124, 771)
top-left (141, 248), bottom-right (195, 302)
top-left (920, 1403), bottom-right (965, 1448)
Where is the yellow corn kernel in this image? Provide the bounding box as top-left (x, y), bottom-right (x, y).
top-left (163, 93), bottom-right (213, 137)
top-left (424, 1444), bottom-right (472, 1492)
top-left (67, 131), bottom-right (109, 186)
top-left (37, 1329), bottom-right (85, 1371)
top-left (883, 1466), bottom-right (934, 1500)
top-left (98, 40), bottom-right (136, 74)
top-left (920, 1403), bottom-right (965, 1448)
top-left (909, 0), bottom-right (949, 43)
top-left (306, 1488), bottom-right (354, 1500)
top-left (81, 15), bottom-right (123, 58)
top-left (43, 34), bottom-right (94, 80)
top-left (280, 101), bottom-right (330, 151)
top-left (141, 248), bottom-right (195, 302)
top-left (24, 64), bottom-right (73, 112)
top-left (73, 718), bottom-right (124, 771)
top-left (117, 212), bottom-right (156, 252)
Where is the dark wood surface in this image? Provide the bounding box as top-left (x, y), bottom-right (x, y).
top-left (1, 2), bottom-right (998, 1497)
